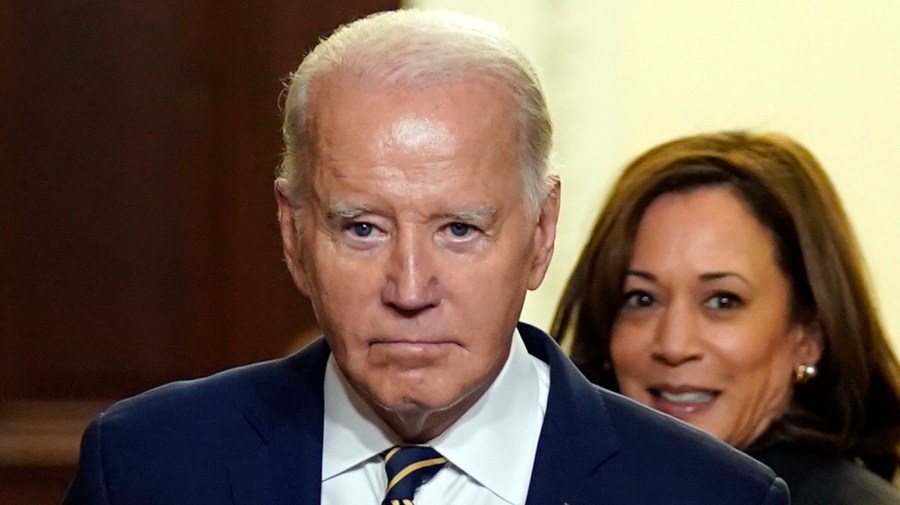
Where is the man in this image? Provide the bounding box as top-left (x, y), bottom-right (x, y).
top-left (63, 9), bottom-right (789, 505)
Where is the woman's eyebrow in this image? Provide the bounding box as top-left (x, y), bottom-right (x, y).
top-left (625, 270), bottom-right (656, 282)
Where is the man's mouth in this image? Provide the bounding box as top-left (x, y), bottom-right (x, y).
top-left (371, 339), bottom-right (453, 346)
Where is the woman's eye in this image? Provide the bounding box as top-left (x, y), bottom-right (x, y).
top-left (447, 222), bottom-right (474, 237)
top-left (705, 292), bottom-right (744, 310)
top-left (350, 222), bottom-right (375, 237)
top-left (623, 290), bottom-right (655, 308)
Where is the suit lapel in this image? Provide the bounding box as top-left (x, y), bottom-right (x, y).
top-left (230, 338), bottom-right (331, 505)
top-left (518, 323), bottom-right (621, 505)
top-left (227, 327), bottom-right (620, 504)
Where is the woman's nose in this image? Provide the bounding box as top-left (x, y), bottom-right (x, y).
top-left (651, 301), bottom-right (703, 366)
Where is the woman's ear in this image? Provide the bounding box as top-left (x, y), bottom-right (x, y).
top-left (796, 319), bottom-right (824, 366)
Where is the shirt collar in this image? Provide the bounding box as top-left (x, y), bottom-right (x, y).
top-left (322, 328), bottom-right (548, 503)
top-left (322, 355), bottom-right (396, 480)
top-left (429, 328), bottom-right (547, 503)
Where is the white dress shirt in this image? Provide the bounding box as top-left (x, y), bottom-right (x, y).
top-left (321, 328), bottom-right (550, 505)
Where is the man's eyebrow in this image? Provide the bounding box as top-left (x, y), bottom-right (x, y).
top-left (324, 204), bottom-right (499, 222)
top-left (326, 203), bottom-right (373, 220)
top-left (439, 205), bottom-right (498, 222)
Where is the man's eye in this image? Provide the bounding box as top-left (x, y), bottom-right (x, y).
top-left (350, 222), bottom-right (375, 237)
top-left (447, 222), bottom-right (473, 237)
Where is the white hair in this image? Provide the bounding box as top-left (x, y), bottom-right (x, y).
top-left (278, 8), bottom-right (554, 214)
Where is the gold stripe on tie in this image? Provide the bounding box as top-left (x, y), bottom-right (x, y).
top-left (402, 500), bottom-right (413, 505)
top-left (385, 457), bottom-right (448, 493)
top-left (383, 446), bottom-right (401, 462)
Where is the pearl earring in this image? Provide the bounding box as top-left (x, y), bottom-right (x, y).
top-left (794, 364), bottom-right (818, 384)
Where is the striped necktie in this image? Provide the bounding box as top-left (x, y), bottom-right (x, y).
top-left (381, 445), bottom-right (448, 505)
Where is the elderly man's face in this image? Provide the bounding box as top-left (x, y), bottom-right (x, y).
top-left (276, 74), bottom-right (558, 440)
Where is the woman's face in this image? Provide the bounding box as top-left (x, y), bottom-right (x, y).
top-left (610, 186), bottom-right (821, 448)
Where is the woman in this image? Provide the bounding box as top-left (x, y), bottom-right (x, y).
top-left (552, 131), bottom-right (900, 503)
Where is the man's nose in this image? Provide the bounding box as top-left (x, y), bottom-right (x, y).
top-left (381, 230), bottom-right (439, 315)
top-left (651, 300), bottom-right (703, 366)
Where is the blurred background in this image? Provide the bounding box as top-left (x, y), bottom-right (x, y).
top-left (0, 1), bottom-right (396, 501)
top-left (2, 1), bottom-right (898, 502)
top-left (409, 0), bottom-right (900, 347)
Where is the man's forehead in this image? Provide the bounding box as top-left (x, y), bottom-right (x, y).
top-left (309, 72), bottom-right (515, 126)
top-left (383, 114), bottom-right (455, 154)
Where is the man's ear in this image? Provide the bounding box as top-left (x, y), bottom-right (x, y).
top-left (274, 179), bottom-right (310, 296)
top-left (527, 176), bottom-right (561, 291)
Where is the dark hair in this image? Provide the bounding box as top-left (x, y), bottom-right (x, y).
top-left (551, 131), bottom-right (900, 480)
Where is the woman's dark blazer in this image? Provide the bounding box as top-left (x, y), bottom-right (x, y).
top-left (749, 445), bottom-right (900, 505)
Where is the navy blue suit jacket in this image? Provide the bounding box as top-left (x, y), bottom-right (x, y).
top-left (63, 323), bottom-right (789, 504)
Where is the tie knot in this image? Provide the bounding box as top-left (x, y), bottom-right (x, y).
top-left (382, 445), bottom-right (447, 505)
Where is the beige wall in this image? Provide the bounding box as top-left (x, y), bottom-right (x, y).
top-left (408, 0), bottom-right (900, 348)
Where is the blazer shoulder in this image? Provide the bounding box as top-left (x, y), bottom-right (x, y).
top-left (753, 446), bottom-right (900, 505)
top-left (65, 341), bottom-right (330, 503)
top-left (104, 338), bottom-right (329, 426)
top-left (88, 339), bottom-right (329, 466)
top-left (804, 459), bottom-right (900, 505)
top-left (106, 356), bottom-right (286, 420)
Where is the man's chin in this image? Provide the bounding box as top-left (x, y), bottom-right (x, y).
top-left (370, 396), bottom-right (465, 442)
top-left (373, 394), bottom-right (456, 418)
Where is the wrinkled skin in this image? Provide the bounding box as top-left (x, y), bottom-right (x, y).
top-left (276, 74), bottom-right (559, 442)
